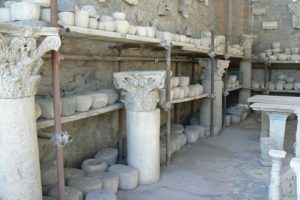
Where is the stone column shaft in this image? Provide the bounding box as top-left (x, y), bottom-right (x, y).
top-left (0, 26), bottom-right (61, 200)
top-left (268, 150), bottom-right (286, 200)
top-left (200, 59), bottom-right (230, 136)
top-left (266, 112), bottom-right (289, 150)
top-left (294, 109), bottom-right (300, 157)
top-left (114, 71), bottom-right (165, 184)
top-left (261, 111), bottom-right (270, 138)
top-left (290, 158), bottom-right (300, 200)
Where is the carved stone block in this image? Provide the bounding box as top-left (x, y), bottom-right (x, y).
top-left (262, 21), bottom-right (278, 30)
top-left (114, 71), bottom-right (166, 112)
top-left (289, 4), bottom-right (300, 29)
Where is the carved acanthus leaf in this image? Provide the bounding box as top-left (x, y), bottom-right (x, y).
top-left (0, 33), bottom-right (61, 98)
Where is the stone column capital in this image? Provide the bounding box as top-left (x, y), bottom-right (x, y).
top-left (0, 25), bottom-right (61, 99)
top-left (215, 60), bottom-right (230, 81)
top-left (241, 34), bottom-right (256, 49)
top-left (113, 71), bottom-right (166, 112)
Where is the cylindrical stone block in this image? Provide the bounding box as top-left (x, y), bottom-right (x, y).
top-left (126, 109), bottom-right (160, 184)
top-left (0, 97), bottom-right (42, 200)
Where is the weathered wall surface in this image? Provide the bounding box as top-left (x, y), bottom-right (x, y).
top-left (250, 0), bottom-right (300, 83)
top-left (249, 0), bottom-right (299, 53)
top-left (36, 0), bottom-right (224, 167)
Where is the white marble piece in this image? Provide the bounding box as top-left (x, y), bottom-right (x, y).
top-left (48, 186), bottom-right (83, 200)
top-left (64, 168), bottom-right (86, 182)
top-left (262, 21), bottom-right (278, 30)
top-left (269, 150), bottom-right (286, 200)
top-left (67, 177), bottom-right (102, 196)
top-left (114, 71), bottom-right (165, 112)
top-left (289, 4), bottom-right (300, 29)
top-left (85, 190), bottom-right (117, 200)
top-left (81, 159), bottom-right (108, 173)
top-left (41, 160), bottom-right (57, 185)
top-left (126, 109), bottom-right (160, 184)
top-left (108, 164), bottom-right (138, 190)
top-left (290, 158), bottom-right (300, 200)
top-left (87, 171), bottom-right (119, 193)
top-left (0, 97), bottom-right (42, 200)
top-left (94, 148), bottom-right (118, 166)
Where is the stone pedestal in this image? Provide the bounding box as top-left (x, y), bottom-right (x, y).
top-left (114, 71), bottom-right (165, 184)
top-left (290, 158), bottom-right (300, 200)
top-left (268, 150), bottom-right (286, 200)
top-left (200, 59), bottom-right (230, 136)
top-left (126, 109), bottom-right (160, 184)
top-left (0, 25), bottom-right (61, 199)
top-left (261, 111), bottom-right (269, 138)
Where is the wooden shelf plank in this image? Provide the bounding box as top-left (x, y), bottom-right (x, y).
top-left (171, 94), bottom-right (209, 104)
top-left (228, 85), bottom-right (243, 92)
top-left (37, 103), bottom-right (123, 129)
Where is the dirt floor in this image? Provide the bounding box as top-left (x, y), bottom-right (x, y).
top-left (118, 116), bottom-right (297, 200)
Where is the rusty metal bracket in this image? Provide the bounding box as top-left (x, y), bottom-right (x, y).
top-left (51, 132), bottom-right (71, 148)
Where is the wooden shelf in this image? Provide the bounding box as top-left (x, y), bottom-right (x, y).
top-left (37, 103), bottom-right (123, 129)
top-left (269, 89), bottom-right (300, 94)
top-left (228, 85), bottom-right (243, 92)
top-left (171, 94), bottom-right (209, 104)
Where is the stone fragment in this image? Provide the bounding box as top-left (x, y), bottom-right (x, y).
top-left (62, 96), bottom-right (76, 116)
top-left (95, 148), bottom-right (118, 166)
top-left (262, 21), bottom-right (278, 30)
top-left (98, 89), bottom-right (119, 105)
top-left (252, 7), bottom-right (266, 15)
top-left (67, 177), bottom-right (102, 196)
top-left (289, 4), bottom-right (300, 29)
top-left (42, 183), bottom-right (57, 195)
top-left (108, 164), bottom-right (138, 190)
top-left (85, 190), bottom-right (117, 200)
top-left (81, 159), bottom-right (108, 173)
top-left (41, 160), bottom-right (57, 185)
top-left (35, 102), bottom-right (42, 119)
top-left (48, 186), bottom-right (83, 200)
top-left (64, 168), bottom-right (86, 182)
top-left (87, 171), bottom-right (120, 193)
top-left (123, 0), bottom-right (138, 6)
top-left (90, 93), bottom-right (108, 109)
top-left (37, 99), bottom-right (55, 119)
top-left (184, 126), bottom-right (200, 144)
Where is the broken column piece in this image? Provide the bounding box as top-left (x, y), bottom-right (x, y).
top-left (178, 0), bottom-right (192, 18)
top-left (268, 150), bottom-right (286, 200)
top-left (290, 158), bottom-right (300, 200)
top-left (289, 4), bottom-right (300, 29)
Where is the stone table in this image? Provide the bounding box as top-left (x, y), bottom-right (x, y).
top-left (249, 95), bottom-right (300, 166)
top-left (0, 24), bottom-right (61, 200)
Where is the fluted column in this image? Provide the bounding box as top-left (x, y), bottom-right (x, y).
top-left (114, 71), bottom-right (166, 184)
top-left (0, 25), bottom-right (61, 200)
top-left (268, 150), bottom-right (286, 200)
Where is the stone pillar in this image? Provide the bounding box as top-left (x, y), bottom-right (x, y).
top-left (200, 59), bottom-right (230, 136)
top-left (114, 71), bottom-right (166, 184)
top-left (259, 112), bottom-right (289, 166)
top-left (261, 111), bottom-right (269, 138)
top-left (294, 109), bottom-right (300, 157)
top-left (0, 26), bottom-right (61, 200)
top-left (290, 158), bottom-right (300, 200)
top-left (266, 112), bottom-right (289, 150)
top-left (239, 34), bottom-right (255, 104)
top-left (268, 150), bottom-right (286, 200)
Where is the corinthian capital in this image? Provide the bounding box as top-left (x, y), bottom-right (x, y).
top-left (114, 71), bottom-right (166, 112)
top-left (215, 60), bottom-right (230, 81)
top-left (0, 25), bottom-right (61, 98)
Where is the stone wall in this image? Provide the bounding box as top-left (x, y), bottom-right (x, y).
top-left (37, 0), bottom-right (224, 167)
top-left (250, 0), bottom-right (300, 84)
top-left (249, 0), bottom-right (300, 53)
